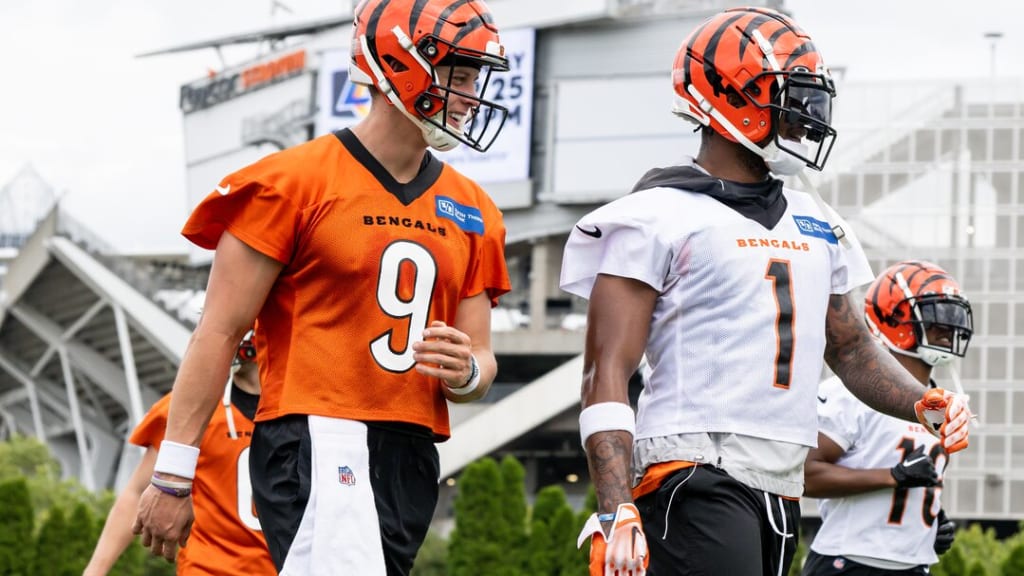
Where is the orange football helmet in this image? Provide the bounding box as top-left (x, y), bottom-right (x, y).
top-left (864, 261), bottom-right (973, 366)
top-left (671, 7), bottom-right (837, 174)
top-left (350, 0), bottom-right (509, 152)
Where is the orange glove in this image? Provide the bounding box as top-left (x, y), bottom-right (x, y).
top-left (577, 503), bottom-right (649, 576)
top-left (915, 388), bottom-right (971, 454)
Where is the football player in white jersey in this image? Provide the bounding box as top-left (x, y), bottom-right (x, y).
top-left (561, 8), bottom-right (973, 576)
top-left (801, 261), bottom-right (972, 575)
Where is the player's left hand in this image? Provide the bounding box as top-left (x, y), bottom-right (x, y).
top-left (934, 509), bottom-right (956, 555)
top-left (577, 503), bottom-right (648, 576)
top-left (915, 388), bottom-right (971, 454)
top-left (412, 320), bottom-right (474, 388)
top-left (132, 483), bottom-right (195, 562)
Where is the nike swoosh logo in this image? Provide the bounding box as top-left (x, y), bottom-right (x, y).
top-left (817, 396), bottom-right (827, 404)
top-left (216, 184), bottom-right (231, 195)
top-left (576, 225), bottom-right (602, 238)
top-left (903, 456), bottom-right (929, 466)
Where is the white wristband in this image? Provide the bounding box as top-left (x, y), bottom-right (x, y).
top-left (446, 355), bottom-right (480, 396)
top-left (579, 402), bottom-right (636, 448)
top-left (153, 440), bottom-right (200, 480)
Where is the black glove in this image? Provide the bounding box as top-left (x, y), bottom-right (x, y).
top-left (934, 509), bottom-right (955, 554)
top-left (890, 445), bottom-right (939, 488)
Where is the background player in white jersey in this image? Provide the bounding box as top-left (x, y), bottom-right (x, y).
top-left (561, 7), bottom-right (972, 576)
top-left (801, 261), bottom-right (972, 575)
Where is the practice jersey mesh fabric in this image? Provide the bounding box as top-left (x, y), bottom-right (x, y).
top-left (130, 394), bottom-right (274, 575)
top-left (810, 376), bottom-right (946, 566)
top-left (560, 168), bottom-right (873, 449)
top-left (182, 130), bottom-right (510, 439)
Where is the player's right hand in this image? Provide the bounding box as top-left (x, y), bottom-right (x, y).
top-left (914, 388), bottom-right (971, 454)
top-left (132, 484), bottom-right (195, 562)
top-left (577, 503), bottom-right (648, 576)
top-left (890, 444), bottom-right (938, 488)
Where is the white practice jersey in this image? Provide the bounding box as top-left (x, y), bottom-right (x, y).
top-left (810, 376), bottom-right (946, 566)
top-left (560, 163), bottom-right (873, 448)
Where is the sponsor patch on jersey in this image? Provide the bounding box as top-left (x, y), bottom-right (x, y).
top-left (436, 196), bottom-right (484, 235)
top-left (793, 215), bottom-right (838, 244)
top-left (338, 465), bottom-right (356, 486)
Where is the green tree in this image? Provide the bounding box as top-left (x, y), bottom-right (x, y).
top-left (0, 435), bottom-right (107, 524)
top-left (65, 502), bottom-right (98, 576)
top-left (0, 477), bottom-right (35, 575)
top-left (0, 435), bottom-right (58, 480)
top-left (1002, 541), bottom-right (1024, 576)
top-left (570, 484), bottom-right (598, 576)
top-left (966, 561), bottom-right (987, 576)
top-left (932, 544), bottom-right (967, 576)
top-left (525, 520), bottom-right (554, 575)
top-left (33, 505), bottom-right (70, 576)
top-left (550, 505), bottom-right (581, 576)
top-left (524, 485), bottom-right (586, 576)
top-left (532, 485), bottom-right (569, 528)
top-left (448, 458), bottom-right (506, 576)
top-left (142, 552), bottom-right (177, 576)
top-left (109, 538), bottom-right (145, 576)
top-left (500, 455), bottom-right (528, 573)
top-left (411, 530), bottom-right (448, 576)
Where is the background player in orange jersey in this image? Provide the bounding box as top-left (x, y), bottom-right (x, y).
top-left (85, 331), bottom-right (273, 575)
top-left (133, 1), bottom-right (512, 575)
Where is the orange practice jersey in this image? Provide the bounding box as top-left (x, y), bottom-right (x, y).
top-left (130, 394), bottom-right (274, 575)
top-left (182, 130), bottom-right (511, 438)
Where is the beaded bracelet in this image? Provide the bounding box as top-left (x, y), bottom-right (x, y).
top-left (151, 474), bottom-right (193, 498)
top-left (446, 355), bottom-right (480, 396)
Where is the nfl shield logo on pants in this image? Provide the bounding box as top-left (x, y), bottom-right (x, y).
top-left (832, 557), bottom-right (845, 569)
top-left (338, 465), bottom-right (356, 486)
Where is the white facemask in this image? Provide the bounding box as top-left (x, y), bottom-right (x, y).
top-left (763, 140), bottom-right (811, 176)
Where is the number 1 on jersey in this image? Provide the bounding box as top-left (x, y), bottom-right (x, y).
top-left (765, 259), bottom-right (795, 389)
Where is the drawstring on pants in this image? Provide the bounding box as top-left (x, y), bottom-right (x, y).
top-left (661, 465), bottom-right (698, 540)
top-left (763, 492), bottom-right (794, 576)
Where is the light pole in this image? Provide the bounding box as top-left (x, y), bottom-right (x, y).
top-left (983, 31), bottom-right (1003, 79)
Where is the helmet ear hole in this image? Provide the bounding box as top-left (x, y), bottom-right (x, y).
top-left (382, 55), bottom-right (409, 73)
top-left (725, 91), bottom-right (747, 109)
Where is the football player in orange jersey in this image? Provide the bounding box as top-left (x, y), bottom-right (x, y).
top-left (133, 1), bottom-right (512, 575)
top-left (85, 331), bottom-right (273, 575)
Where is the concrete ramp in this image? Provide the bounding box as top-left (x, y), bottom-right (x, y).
top-left (438, 354), bottom-right (583, 479)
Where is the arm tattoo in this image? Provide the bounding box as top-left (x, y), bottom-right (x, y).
top-left (586, 431), bottom-right (635, 513)
top-left (824, 294), bottom-right (920, 422)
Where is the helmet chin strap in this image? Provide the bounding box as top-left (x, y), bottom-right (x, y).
top-left (222, 376), bottom-right (238, 440)
top-left (357, 32), bottom-right (462, 152)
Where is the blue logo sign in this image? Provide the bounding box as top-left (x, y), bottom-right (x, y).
top-left (792, 215), bottom-right (838, 244)
top-left (332, 71), bottom-right (371, 119)
top-left (436, 196), bottom-right (484, 235)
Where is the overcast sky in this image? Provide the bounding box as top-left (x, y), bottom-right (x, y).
top-left (1, 0), bottom-right (1021, 253)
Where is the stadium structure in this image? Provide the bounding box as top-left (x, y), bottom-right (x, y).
top-left (1, 0), bottom-right (1022, 536)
